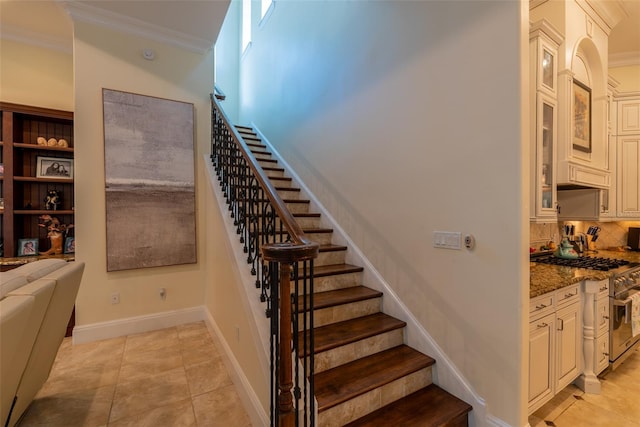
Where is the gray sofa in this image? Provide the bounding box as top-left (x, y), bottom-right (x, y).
top-left (0, 259), bottom-right (85, 427)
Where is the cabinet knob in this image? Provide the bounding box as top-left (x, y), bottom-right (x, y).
top-left (603, 316), bottom-right (609, 320)
top-left (537, 322), bottom-right (548, 328)
top-left (536, 304), bottom-right (547, 309)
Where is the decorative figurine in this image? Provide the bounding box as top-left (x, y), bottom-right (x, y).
top-left (44, 190), bottom-right (62, 210)
top-left (38, 215), bottom-right (73, 256)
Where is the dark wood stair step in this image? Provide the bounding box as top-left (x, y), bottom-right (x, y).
top-left (301, 312), bottom-right (405, 356)
top-left (257, 157), bottom-right (278, 164)
top-left (257, 227), bottom-right (332, 236)
top-left (344, 384), bottom-right (472, 427)
top-left (318, 243), bottom-right (347, 252)
top-left (262, 166), bottom-right (285, 173)
top-left (269, 176), bottom-right (293, 184)
top-left (305, 263), bottom-right (363, 278)
top-left (315, 345), bottom-right (435, 412)
top-left (297, 285), bottom-right (382, 313)
top-left (235, 125), bottom-right (254, 131)
top-left (250, 148), bottom-right (271, 156)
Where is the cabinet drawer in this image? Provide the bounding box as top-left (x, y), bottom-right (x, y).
top-left (556, 284), bottom-right (579, 307)
top-left (530, 293), bottom-right (554, 319)
top-left (597, 280), bottom-right (609, 298)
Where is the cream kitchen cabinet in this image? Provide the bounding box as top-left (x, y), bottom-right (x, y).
top-left (616, 135), bottom-right (640, 218)
top-left (528, 284), bottom-right (581, 415)
top-left (554, 288), bottom-right (581, 392)
top-left (528, 308), bottom-right (555, 414)
top-left (530, 20), bottom-right (562, 222)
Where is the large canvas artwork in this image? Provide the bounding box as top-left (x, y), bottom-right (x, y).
top-left (103, 89), bottom-right (196, 271)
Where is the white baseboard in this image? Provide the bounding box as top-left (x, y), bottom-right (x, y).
top-left (203, 310), bottom-right (269, 427)
top-left (72, 306), bottom-right (207, 344)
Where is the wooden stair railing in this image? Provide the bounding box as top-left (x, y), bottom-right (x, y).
top-left (210, 94), bottom-right (319, 427)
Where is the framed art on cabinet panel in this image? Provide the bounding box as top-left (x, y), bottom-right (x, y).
top-left (572, 79), bottom-right (591, 153)
top-left (17, 238), bottom-right (38, 256)
top-left (36, 156), bottom-right (74, 180)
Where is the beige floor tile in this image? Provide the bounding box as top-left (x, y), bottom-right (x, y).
top-left (119, 345), bottom-right (184, 383)
top-left (38, 358), bottom-right (122, 396)
top-left (181, 340), bottom-right (220, 367)
top-left (185, 356), bottom-right (233, 397)
top-left (192, 384), bottom-right (252, 427)
top-left (52, 336), bottom-right (126, 372)
top-left (109, 366), bottom-right (190, 423)
top-left (531, 349), bottom-right (640, 427)
top-left (552, 398), bottom-right (640, 427)
top-left (18, 384), bottom-right (115, 427)
top-left (107, 398), bottom-right (196, 427)
top-left (17, 322), bottom-right (252, 427)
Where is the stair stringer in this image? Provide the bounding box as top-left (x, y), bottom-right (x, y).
top-left (249, 123), bottom-right (507, 427)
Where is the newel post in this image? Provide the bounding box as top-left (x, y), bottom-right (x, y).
top-left (278, 261), bottom-right (295, 427)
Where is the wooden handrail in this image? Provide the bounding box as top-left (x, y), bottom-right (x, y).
top-left (214, 85), bottom-right (227, 101)
top-left (210, 94), bottom-right (319, 263)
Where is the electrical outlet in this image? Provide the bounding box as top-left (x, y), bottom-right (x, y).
top-left (111, 292), bottom-right (120, 304)
top-left (159, 288), bottom-right (166, 300)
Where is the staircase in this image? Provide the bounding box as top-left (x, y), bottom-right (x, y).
top-left (233, 125), bottom-right (472, 426)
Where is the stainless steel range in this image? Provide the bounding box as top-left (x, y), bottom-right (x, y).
top-left (609, 262), bottom-right (640, 369)
top-left (532, 253), bottom-right (640, 369)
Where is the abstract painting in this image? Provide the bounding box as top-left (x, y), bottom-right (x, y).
top-left (103, 89), bottom-right (196, 271)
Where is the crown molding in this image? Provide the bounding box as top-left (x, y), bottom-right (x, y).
top-left (609, 51), bottom-right (640, 67)
top-left (0, 24), bottom-right (72, 54)
top-left (60, 1), bottom-right (212, 54)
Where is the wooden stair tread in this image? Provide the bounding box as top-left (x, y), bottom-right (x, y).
top-left (235, 125), bottom-right (253, 131)
top-left (315, 345), bottom-right (435, 412)
top-left (303, 312), bottom-right (405, 355)
top-left (306, 263), bottom-right (363, 278)
top-left (268, 176), bottom-right (293, 183)
top-left (318, 243), bottom-right (347, 252)
top-left (297, 286), bottom-right (382, 312)
top-left (344, 384), bottom-right (472, 427)
top-left (257, 157), bottom-right (278, 163)
top-left (262, 166), bottom-right (285, 172)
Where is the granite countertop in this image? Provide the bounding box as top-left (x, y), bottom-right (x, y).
top-left (530, 249), bottom-right (640, 298)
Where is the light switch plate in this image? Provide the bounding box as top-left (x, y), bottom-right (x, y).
top-left (433, 231), bottom-right (462, 250)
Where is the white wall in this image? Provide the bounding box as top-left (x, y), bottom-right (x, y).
top-left (234, 1), bottom-right (529, 425)
top-left (0, 39), bottom-right (73, 111)
top-left (72, 22), bottom-right (212, 327)
top-left (215, 0), bottom-right (241, 123)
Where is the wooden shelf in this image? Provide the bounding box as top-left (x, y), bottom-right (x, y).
top-left (1, 103), bottom-right (75, 258)
top-left (13, 142), bottom-right (74, 152)
top-left (14, 176), bottom-right (73, 183)
top-left (14, 210), bottom-right (74, 215)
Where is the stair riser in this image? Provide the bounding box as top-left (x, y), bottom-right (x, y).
top-left (317, 367), bottom-right (433, 427)
top-left (305, 232), bottom-right (333, 245)
top-left (252, 152), bottom-right (272, 160)
top-left (294, 216), bottom-right (322, 229)
top-left (268, 178), bottom-right (294, 188)
top-left (297, 297), bottom-right (381, 329)
top-left (277, 188), bottom-right (303, 199)
top-left (266, 170), bottom-right (286, 178)
top-left (309, 328), bottom-right (403, 374)
top-left (308, 272), bottom-right (363, 292)
top-left (315, 249), bottom-right (346, 267)
top-left (286, 202), bottom-right (310, 213)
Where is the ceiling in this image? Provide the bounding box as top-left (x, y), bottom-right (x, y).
top-left (0, 0), bottom-right (638, 62)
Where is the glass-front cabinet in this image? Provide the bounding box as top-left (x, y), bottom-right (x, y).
top-left (530, 20), bottom-right (562, 222)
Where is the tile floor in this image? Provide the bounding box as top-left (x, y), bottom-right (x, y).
top-left (529, 347), bottom-right (640, 426)
top-left (16, 321), bottom-right (252, 426)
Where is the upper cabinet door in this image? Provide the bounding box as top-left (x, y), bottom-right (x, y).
top-left (537, 39), bottom-right (558, 97)
top-left (618, 100), bottom-right (640, 135)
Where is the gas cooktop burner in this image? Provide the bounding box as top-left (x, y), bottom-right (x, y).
top-left (531, 254), bottom-right (631, 271)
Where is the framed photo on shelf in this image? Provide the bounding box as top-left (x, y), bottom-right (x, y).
top-left (36, 156), bottom-right (74, 180)
top-left (64, 237), bottom-right (75, 254)
top-left (18, 238), bottom-right (39, 256)
top-left (572, 79), bottom-right (591, 153)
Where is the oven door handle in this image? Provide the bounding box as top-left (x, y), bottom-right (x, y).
top-left (614, 289), bottom-right (640, 323)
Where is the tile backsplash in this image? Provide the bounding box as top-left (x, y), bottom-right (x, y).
top-left (530, 220), bottom-right (640, 251)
